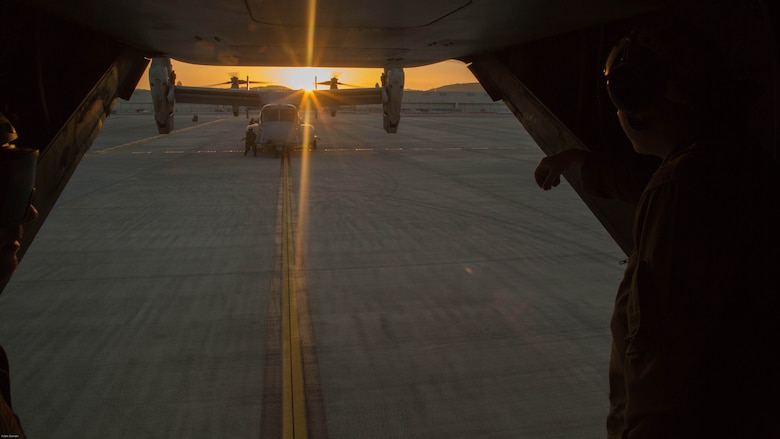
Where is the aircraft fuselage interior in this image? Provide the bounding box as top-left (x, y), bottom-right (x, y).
top-left (1, 0), bottom-right (778, 290)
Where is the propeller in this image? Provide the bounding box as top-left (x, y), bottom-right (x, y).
top-left (203, 74), bottom-right (271, 89)
top-left (314, 73), bottom-right (361, 89)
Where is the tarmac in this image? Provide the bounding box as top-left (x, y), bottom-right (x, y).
top-left (0, 110), bottom-right (625, 438)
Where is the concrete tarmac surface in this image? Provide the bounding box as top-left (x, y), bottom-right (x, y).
top-left (0, 111), bottom-right (625, 438)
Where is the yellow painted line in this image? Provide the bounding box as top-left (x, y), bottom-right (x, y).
top-left (282, 155), bottom-right (308, 439)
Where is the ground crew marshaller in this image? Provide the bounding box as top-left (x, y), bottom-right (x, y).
top-left (243, 127), bottom-right (257, 156)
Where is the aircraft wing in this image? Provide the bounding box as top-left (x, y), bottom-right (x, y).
top-left (308, 89), bottom-right (383, 107)
top-left (173, 86), bottom-right (265, 108)
top-left (174, 86), bottom-right (383, 110)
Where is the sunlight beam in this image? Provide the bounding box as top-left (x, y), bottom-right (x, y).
top-left (298, 0), bottom-right (316, 296)
top-left (306, 0), bottom-right (317, 66)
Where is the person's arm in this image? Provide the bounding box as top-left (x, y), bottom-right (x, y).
top-left (582, 152), bottom-right (659, 203)
top-left (534, 148), bottom-right (659, 204)
top-left (533, 148), bottom-right (589, 190)
top-left (0, 347), bottom-right (25, 437)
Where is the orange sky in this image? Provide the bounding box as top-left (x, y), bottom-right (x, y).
top-left (139, 59), bottom-right (477, 91)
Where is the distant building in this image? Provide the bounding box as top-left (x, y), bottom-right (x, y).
top-left (399, 89), bottom-right (508, 114)
top-left (113, 86), bottom-right (509, 115)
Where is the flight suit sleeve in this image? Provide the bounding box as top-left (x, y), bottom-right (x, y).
top-left (581, 152), bottom-right (659, 204)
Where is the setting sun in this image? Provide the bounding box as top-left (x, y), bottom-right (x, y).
top-left (274, 67), bottom-right (383, 91)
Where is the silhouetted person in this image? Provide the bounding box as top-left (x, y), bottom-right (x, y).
top-left (1, 113), bottom-right (37, 438)
top-left (534, 22), bottom-right (779, 438)
top-left (243, 127), bottom-right (257, 156)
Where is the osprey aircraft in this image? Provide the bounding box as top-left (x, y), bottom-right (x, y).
top-left (1, 0), bottom-right (778, 280)
top-left (168, 63), bottom-right (388, 120)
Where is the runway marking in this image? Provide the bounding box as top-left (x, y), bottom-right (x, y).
top-left (86, 119), bottom-right (224, 156)
top-left (281, 155), bottom-right (308, 438)
top-left (263, 154), bottom-right (328, 439)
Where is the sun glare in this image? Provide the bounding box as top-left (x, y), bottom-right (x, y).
top-left (280, 68), bottom-right (318, 91)
top-left (276, 67), bottom-right (381, 91)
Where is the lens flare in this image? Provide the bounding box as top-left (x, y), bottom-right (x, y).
top-left (292, 0), bottom-right (317, 267)
top-left (306, 0), bottom-right (317, 67)
top-left (295, 97), bottom-right (314, 269)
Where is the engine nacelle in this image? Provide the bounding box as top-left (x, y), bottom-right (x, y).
top-left (149, 57), bottom-right (176, 134)
top-left (382, 68), bottom-right (404, 133)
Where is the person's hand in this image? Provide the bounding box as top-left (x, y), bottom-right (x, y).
top-left (533, 149), bottom-right (588, 190)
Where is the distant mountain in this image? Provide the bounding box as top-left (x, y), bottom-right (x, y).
top-left (135, 82), bottom-right (486, 93)
top-left (425, 83), bottom-right (485, 93)
top-left (251, 85), bottom-right (294, 91)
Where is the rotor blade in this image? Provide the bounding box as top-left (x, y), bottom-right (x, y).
top-left (237, 80), bottom-right (270, 84)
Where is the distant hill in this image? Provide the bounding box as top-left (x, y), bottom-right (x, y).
top-left (135, 82), bottom-right (486, 93)
top-left (251, 85), bottom-right (294, 91)
top-left (425, 83), bottom-right (485, 93)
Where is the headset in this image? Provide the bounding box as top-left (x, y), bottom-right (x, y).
top-left (603, 28), bottom-right (695, 115)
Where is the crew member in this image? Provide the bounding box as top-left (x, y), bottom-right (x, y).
top-left (534, 23), bottom-right (779, 438)
top-left (243, 126), bottom-right (257, 156)
top-left (1, 112), bottom-right (36, 438)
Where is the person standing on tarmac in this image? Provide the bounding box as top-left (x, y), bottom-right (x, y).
top-left (243, 126), bottom-right (257, 157)
top-left (533, 23), bottom-right (779, 438)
